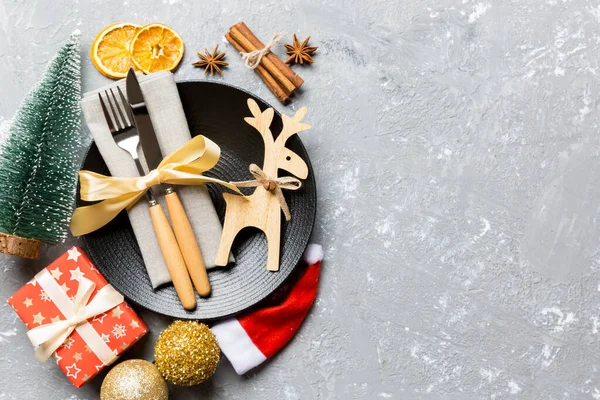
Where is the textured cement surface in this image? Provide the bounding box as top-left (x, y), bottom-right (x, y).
top-left (1, 0), bottom-right (600, 398)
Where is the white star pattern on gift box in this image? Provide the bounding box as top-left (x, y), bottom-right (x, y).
top-left (69, 267), bottom-right (84, 281)
top-left (95, 362), bottom-right (104, 371)
top-left (73, 352), bottom-right (82, 362)
top-left (112, 324), bottom-right (126, 339)
top-left (51, 315), bottom-right (62, 323)
top-left (50, 267), bottom-right (63, 280)
top-left (101, 333), bottom-right (110, 343)
top-left (23, 298), bottom-right (33, 308)
top-left (32, 312), bottom-right (45, 325)
top-left (92, 312), bottom-right (107, 324)
top-left (65, 363), bottom-right (81, 379)
top-left (67, 247), bottom-right (81, 262)
top-left (111, 306), bottom-right (124, 319)
top-left (39, 290), bottom-right (51, 302)
top-left (54, 354), bottom-right (62, 365)
top-left (59, 283), bottom-right (70, 294)
top-left (62, 337), bottom-right (75, 349)
top-left (27, 277), bottom-right (37, 286)
top-left (129, 320), bottom-right (139, 329)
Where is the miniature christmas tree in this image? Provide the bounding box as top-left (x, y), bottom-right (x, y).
top-left (0, 32), bottom-right (83, 259)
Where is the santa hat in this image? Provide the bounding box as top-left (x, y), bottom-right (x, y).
top-left (211, 244), bottom-right (324, 375)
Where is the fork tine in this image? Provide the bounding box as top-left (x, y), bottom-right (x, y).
top-left (110, 88), bottom-right (129, 128)
top-left (98, 93), bottom-right (116, 133)
top-left (105, 90), bottom-right (123, 130)
top-left (117, 86), bottom-right (135, 128)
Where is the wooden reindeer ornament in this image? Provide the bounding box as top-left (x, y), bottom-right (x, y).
top-left (215, 99), bottom-right (311, 271)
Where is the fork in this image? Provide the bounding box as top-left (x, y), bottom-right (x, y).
top-left (98, 88), bottom-right (196, 310)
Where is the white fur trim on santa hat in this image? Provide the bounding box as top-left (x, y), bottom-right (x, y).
top-left (211, 319), bottom-right (267, 375)
top-left (303, 244), bottom-right (323, 265)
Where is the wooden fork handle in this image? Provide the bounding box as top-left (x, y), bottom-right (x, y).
top-left (148, 203), bottom-right (197, 310)
top-left (165, 191), bottom-right (211, 297)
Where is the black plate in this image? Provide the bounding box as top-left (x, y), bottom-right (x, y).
top-left (78, 81), bottom-right (317, 320)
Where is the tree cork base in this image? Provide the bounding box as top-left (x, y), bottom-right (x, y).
top-left (0, 233), bottom-right (41, 259)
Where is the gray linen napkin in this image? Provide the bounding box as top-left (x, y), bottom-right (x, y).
top-left (81, 71), bottom-right (233, 288)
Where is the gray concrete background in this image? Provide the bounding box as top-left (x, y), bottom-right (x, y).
top-left (1, 0), bottom-right (600, 398)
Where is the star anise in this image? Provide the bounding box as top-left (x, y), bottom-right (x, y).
top-left (284, 34), bottom-right (318, 65)
top-left (192, 44), bottom-right (228, 76)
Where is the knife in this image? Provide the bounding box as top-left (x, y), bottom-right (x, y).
top-left (126, 68), bottom-right (212, 298)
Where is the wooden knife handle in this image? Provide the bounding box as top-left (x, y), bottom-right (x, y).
top-left (165, 191), bottom-right (211, 297)
top-left (148, 203), bottom-right (197, 309)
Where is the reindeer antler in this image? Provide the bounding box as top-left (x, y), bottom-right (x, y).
top-left (275, 106), bottom-right (311, 147)
top-left (244, 99), bottom-right (275, 146)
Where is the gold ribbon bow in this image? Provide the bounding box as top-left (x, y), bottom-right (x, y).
top-left (27, 271), bottom-right (124, 363)
top-left (70, 135), bottom-right (241, 236)
top-left (233, 164), bottom-right (302, 221)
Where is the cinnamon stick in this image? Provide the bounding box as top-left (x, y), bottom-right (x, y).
top-left (234, 22), bottom-right (304, 89)
top-left (229, 26), bottom-right (296, 95)
top-left (225, 33), bottom-right (290, 104)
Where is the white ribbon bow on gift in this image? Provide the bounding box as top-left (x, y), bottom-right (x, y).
top-left (26, 269), bottom-right (124, 363)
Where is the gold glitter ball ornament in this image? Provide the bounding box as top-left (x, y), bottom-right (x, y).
top-left (100, 359), bottom-right (168, 400)
top-left (155, 320), bottom-right (220, 386)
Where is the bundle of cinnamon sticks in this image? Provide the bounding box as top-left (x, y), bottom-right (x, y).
top-left (226, 22), bottom-right (303, 103)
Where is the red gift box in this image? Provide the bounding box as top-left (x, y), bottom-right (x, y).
top-left (7, 246), bottom-right (148, 388)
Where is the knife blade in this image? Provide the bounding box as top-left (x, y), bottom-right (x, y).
top-left (126, 69), bottom-right (164, 172)
top-left (125, 68), bottom-right (212, 297)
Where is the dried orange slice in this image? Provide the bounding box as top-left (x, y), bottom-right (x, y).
top-left (91, 22), bottom-right (142, 79)
top-left (130, 23), bottom-right (184, 74)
